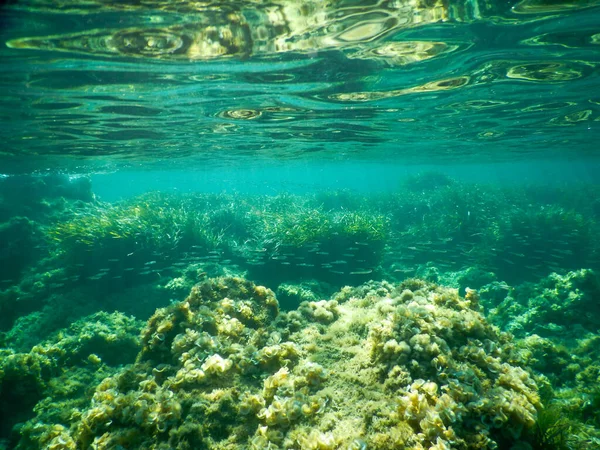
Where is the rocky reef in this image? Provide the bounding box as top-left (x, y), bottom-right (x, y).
top-left (5, 178), bottom-right (600, 343)
top-left (0, 311), bottom-right (143, 449)
top-left (12, 277), bottom-right (544, 450)
top-left (487, 269), bottom-right (600, 340)
top-left (473, 269), bottom-right (600, 447)
top-left (3, 178), bottom-right (600, 449)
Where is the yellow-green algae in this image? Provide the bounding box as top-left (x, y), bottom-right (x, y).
top-left (480, 269), bottom-right (600, 448)
top-left (0, 311), bottom-right (143, 448)
top-left (17, 277), bottom-right (545, 450)
top-left (488, 269), bottom-right (600, 339)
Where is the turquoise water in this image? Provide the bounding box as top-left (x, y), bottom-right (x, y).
top-left (1, 1), bottom-right (600, 449)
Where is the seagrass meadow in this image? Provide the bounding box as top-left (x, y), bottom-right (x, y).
top-left (1, 0), bottom-right (600, 449)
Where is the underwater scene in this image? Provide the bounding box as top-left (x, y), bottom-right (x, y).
top-left (1, 0), bottom-right (600, 449)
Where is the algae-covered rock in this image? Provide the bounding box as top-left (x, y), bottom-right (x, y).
top-left (479, 269), bottom-right (600, 447)
top-left (489, 269), bottom-right (600, 338)
top-left (0, 312), bottom-right (143, 448)
top-left (0, 174), bottom-right (93, 222)
top-left (2, 280), bottom-right (166, 352)
top-left (276, 281), bottom-right (335, 311)
top-left (480, 270), bottom-right (600, 390)
top-left (34, 277), bottom-right (542, 450)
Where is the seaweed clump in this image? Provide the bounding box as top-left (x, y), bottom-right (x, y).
top-left (482, 269), bottom-right (600, 447)
top-left (0, 311), bottom-right (143, 449)
top-left (23, 276), bottom-right (544, 449)
top-left (496, 269), bottom-right (600, 338)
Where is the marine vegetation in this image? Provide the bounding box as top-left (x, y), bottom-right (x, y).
top-left (487, 269), bottom-right (600, 340)
top-left (3, 175), bottom-right (600, 354)
top-left (45, 191), bottom-right (389, 287)
top-left (0, 175), bottom-right (96, 332)
top-left (491, 205), bottom-right (592, 282)
top-left (0, 174), bottom-right (94, 284)
top-left (0, 312), bottom-right (143, 448)
top-left (477, 269), bottom-right (600, 447)
top-left (250, 197), bottom-right (389, 284)
top-left (526, 405), bottom-right (578, 450)
top-left (13, 277), bottom-right (544, 450)
top-left (47, 193), bottom-right (224, 274)
top-left (381, 176), bottom-right (599, 283)
top-left (27, 175), bottom-right (600, 296)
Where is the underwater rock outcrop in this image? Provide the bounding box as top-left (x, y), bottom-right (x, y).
top-left (488, 269), bottom-right (600, 339)
top-left (0, 217), bottom-right (41, 283)
top-left (0, 311), bottom-right (142, 449)
top-left (476, 269), bottom-right (600, 446)
top-left (0, 174), bottom-right (96, 332)
top-left (23, 276), bottom-right (542, 449)
top-left (0, 174), bottom-right (93, 222)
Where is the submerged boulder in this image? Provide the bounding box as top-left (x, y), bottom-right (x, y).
top-left (0, 311), bottom-right (143, 449)
top-left (21, 277), bottom-right (542, 450)
top-left (488, 269), bottom-right (600, 338)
